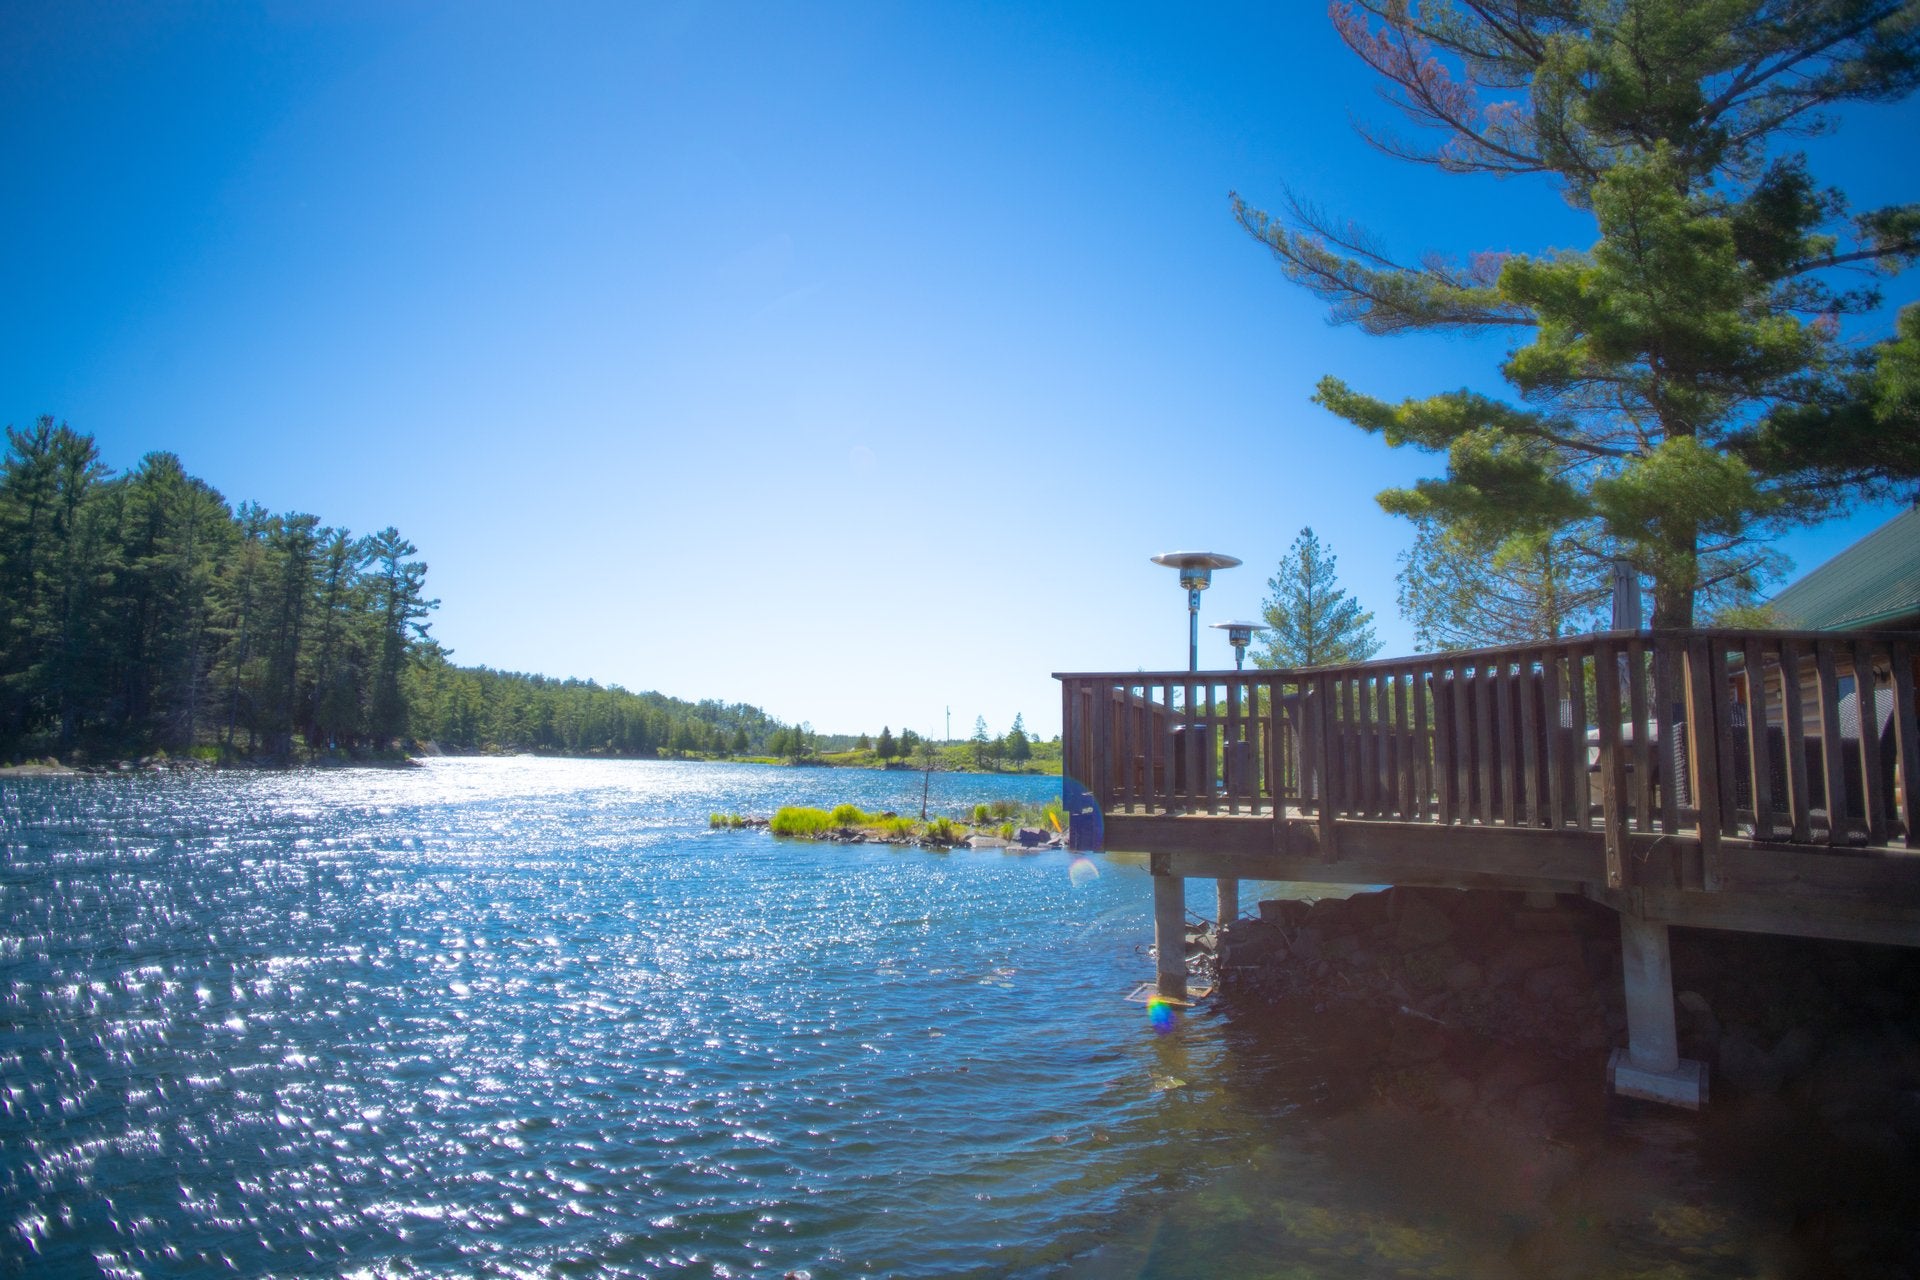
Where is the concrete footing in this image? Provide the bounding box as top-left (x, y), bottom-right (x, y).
top-left (1610, 910), bottom-right (1710, 1108)
top-left (1608, 1048), bottom-right (1709, 1109)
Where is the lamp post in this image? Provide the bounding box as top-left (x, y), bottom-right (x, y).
top-left (1209, 620), bottom-right (1269, 670)
top-left (1150, 551), bottom-right (1241, 672)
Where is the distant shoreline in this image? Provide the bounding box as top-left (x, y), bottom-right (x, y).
top-left (0, 750), bottom-right (1062, 778)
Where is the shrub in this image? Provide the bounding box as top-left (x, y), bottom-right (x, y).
top-left (830, 803), bottom-right (867, 828)
top-left (769, 806), bottom-right (834, 837)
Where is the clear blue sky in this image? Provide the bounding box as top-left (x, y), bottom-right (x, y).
top-left (5, 2), bottom-right (1915, 740)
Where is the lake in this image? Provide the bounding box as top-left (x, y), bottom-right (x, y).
top-left (3, 757), bottom-right (1912, 1277)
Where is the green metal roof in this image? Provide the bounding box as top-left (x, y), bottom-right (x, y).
top-left (1768, 504), bottom-right (1920, 631)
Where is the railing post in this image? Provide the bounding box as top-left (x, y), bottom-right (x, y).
top-left (1892, 639), bottom-right (1920, 850)
top-left (1683, 636), bottom-right (1724, 890)
top-left (1315, 673), bottom-right (1339, 860)
top-left (1853, 639), bottom-right (1890, 846)
top-left (1815, 642), bottom-right (1850, 845)
top-left (1594, 637), bottom-right (1629, 890)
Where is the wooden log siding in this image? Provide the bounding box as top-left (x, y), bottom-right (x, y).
top-left (1056, 626), bottom-right (1920, 862)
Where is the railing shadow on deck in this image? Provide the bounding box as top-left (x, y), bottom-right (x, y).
top-left (1057, 628), bottom-right (1920, 883)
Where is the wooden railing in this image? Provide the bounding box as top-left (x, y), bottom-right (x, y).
top-left (1058, 628), bottom-right (1920, 883)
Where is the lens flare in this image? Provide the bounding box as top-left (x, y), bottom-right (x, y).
top-left (1067, 855), bottom-right (1098, 888)
top-left (1146, 995), bottom-right (1178, 1035)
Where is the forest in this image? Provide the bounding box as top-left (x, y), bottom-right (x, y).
top-left (0, 421), bottom-right (780, 764)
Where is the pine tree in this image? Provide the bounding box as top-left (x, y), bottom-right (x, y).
top-left (1252, 528), bottom-right (1381, 668)
top-left (1398, 519), bottom-right (1609, 652)
top-left (876, 725), bottom-right (896, 760)
top-left (1005, 712), bottom-right (1031, 765)
top-left (363, 527), bottom-right (436, 749)
top-left (1235, 2), bottom-right (1920, 626)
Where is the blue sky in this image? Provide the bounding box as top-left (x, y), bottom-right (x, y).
top-left (4, 2), bottom-right (1916, 740)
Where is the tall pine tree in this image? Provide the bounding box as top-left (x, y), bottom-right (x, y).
top-left (1251, 528), bottom-right (1381, 668)
top-left (1236, 1), bottom-right (1920, 626)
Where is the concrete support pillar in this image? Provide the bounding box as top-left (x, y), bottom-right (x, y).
top-left (1607, 910), bottom-right (1707, 1108)
top-left (1216, 878), bottom-right (1239, 928)
top-left (1153, 873), bottom-right (1188, 1001)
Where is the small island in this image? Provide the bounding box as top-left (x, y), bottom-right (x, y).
top-left (711, 798), bottom-right (1068, 849)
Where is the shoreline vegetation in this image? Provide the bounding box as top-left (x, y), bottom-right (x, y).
top-left (0, 744), bottom-right (1065, 778)
top-left (712, 798), bottom-right (1068, 850)
top-left (0, 425), bottom-right (1056, 777)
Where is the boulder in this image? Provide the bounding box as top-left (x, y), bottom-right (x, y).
top-left (1393, 895), bottom-right (1456, 948)
top-left (1258, 899), bottom-right (1311, 928)
top-left (1717, 1026), bottom-right (1784, 1095)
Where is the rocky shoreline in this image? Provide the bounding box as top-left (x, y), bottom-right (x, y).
top-left (1217, 885), bottom-right (1920, 1149)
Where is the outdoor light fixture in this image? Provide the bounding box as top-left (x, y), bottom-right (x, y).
top-left (1209, 620), bottom-right (1268, 670)
top-left (1150, 551), bottom-right (1241, 672)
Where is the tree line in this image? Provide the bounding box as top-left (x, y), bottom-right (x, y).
top-left (0, 423), bottom-right (783, 763)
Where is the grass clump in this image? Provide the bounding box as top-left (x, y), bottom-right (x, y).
top-left (829, 803), bottom-right (868, 828)
top-left (769, 806), bottom-right (835, 837)
top-left (880, 816), bottom-right (916, 839)
top-left (709, 811), bottom-right (748, 829)
top-left (924, 816), bottom-right (958, 845)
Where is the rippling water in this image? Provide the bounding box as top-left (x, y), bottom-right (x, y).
top-left (4, 758), bottom-right (1914, 1277)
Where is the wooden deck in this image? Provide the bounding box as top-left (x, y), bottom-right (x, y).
top-left (1058, 628), bottom-right (1920, 948)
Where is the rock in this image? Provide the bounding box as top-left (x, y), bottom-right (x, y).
top-left (1344, 889), bottom-right (1393, 931)
top-left (1489, 934), bottom-right (1583, 985)
top-left (1321, 934), bottom-right (1364, 964)
top-left (1015, 827), bottom-right (1049, 847)
top-left (1769, 1025), bottom-right (1819, 1082)
top-left (1393, 895), bottom-right (1456, 948)
top-left (1511, 907), bottom-right (1580, 932)
top-left (1258, 899), bottom-right (1311, 928)
top-left (1434, 1073), bottom-right (1477, 1113)
top-left (1516, 1080), bottom-right (1573, 1131)
top-left (1310, 896), bottom-right (1355, 936)
top-left (1478, 1050), bottom-right (1554, 1105)
top-left (1390, 1019), bottom-right (1448, 1062)
top-left (1718, 1026), bottom-right (1784, 1095)
top-left (1524, 963), bottom-right (1583, 1001)
top-left (1676, 989), bottom-right (1721, 1053)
